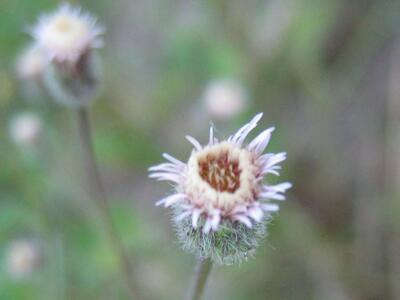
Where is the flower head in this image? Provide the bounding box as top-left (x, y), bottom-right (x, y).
top-left (149, 113), bottom-right (291, 264)
top-left (30, 3), bottom-right (104, 63)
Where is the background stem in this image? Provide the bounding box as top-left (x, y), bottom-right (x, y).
top-left (76, 108), bottom-right (143, 300)
top-left (187, 259), bottom-right (213, 300)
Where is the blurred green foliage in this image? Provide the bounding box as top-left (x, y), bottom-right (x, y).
top-left (1, 0), bottom-right (400, 299)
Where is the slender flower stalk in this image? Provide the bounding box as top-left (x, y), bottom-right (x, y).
top-left (187, 259), bottom-right (213, 300)
top-left (76, 108), bottom-right (142, 300)
top-left (26, 4), bottom-right (142, 299)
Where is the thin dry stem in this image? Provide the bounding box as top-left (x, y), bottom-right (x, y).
top-left (77, 108), bottom-right (143, 300)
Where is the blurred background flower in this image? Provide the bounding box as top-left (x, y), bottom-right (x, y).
top-left (9, 112), bottom-right (43, 148)
top-left (5, 239), bottom-right (41, 280)
top-left (203, 79), bottom-right (248, 120)
top-left (1, 0), bottom-right (400, 299)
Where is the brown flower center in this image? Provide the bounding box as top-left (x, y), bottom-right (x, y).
top-left (198, 151), bottom-right (241, 193)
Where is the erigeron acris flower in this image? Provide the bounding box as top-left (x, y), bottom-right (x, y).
top-left (30, 3), bottom-right (104, 64)
top-left (149, 113), bottom-right (291, 264)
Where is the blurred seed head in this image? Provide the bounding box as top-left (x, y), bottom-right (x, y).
top-left (30, 3), bottom-right (104, 64)
top-left (203, 80), bottom-right (247, 120)
top-left (28, 4), bottom-right (105, 107)
top-left (16, 45), bottom-right (47, 80)
top-left (9, 112), bottom-right (43, 148)
top-left (149, 114), bottom-right (291, 264)
top-left (6, 240), bottom-right (41, 279)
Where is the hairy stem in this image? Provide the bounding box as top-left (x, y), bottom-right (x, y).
top-left (187, 259), bottom-right (213, 300)
top-left (76, 108), bottom-right (142, 300)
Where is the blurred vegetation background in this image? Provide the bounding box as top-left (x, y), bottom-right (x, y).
top-left (1, 0), bottom-right (400, 299)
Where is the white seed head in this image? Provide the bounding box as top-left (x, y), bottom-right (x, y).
top-left (6, 240), bottom-right (40, 279)
top-left (16, 45), bottom-right (47, 80)
top-left (30, 3), bottom-right (104, 63)
top-left (149, 113), bottom-right (291, 264)
top-left (9, 112), bottom-right (43, 147)
top-left (204, 80), bottom-right (247, 120)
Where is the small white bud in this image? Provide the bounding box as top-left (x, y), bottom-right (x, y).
top-left (6, 240), bottom-right (41, 279)
top-left (203, 80), bottom-right (247, 120)
top-left (9, 112), bottom-right (43, 147)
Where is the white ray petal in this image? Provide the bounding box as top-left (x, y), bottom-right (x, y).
top-left (261, 204), bottom-right (279, 212)
top-left (149, 172), bottom-right (181, 183)
top-left (148, 163), bottom-right (183, 173)
top-left (149, 162), bottom-right (182, 171)
top-left (162, 153), bottom-right (185, 166)
top-left (233, 215), bottom-right (253, 228)
top-left (192, 209), bottom-right (201, 228)
top-left (185, 135), bottom-right (202, 151)
top-left (262, 165), bottom-right (281, 176)
top-left (230, 113), bottom-right (263, 144)
top-left (264, 182), bottom-right (292, 193)
top-left (248, 207), bottom-right (264, 222)
top-left (211, 210), bottom-right (221, 231)
top-left (263, 152), bottom-right (287, 170)
top-left (230, 204), bottom-right (247, 215)
top-left (259, 192), bottom-right (286, 200)
top-left (257, 153), bottom-right (274, 165)
top-left (264, 169), bottom-right (280, 176)
top-left (175, 210), bottom-right (192, 222)
top-left (247, 127), bottom-right (275, 154)
top-left (209, 126), bottom-right (214, 145)
top-left (156, 193), bottom-right (186, 207)
top-left (203, 218), bottom-right (213, 234)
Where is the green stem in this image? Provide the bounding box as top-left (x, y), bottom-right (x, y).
top-left (187, 259), bottom-right (213, 300)
top-left (76, 108), bottom-right (143, 300)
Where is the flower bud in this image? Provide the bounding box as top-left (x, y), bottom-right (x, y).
top-left (30, 3), bottom-right (104, 107)
top-left (203, 80), bottom-right (247, 120)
